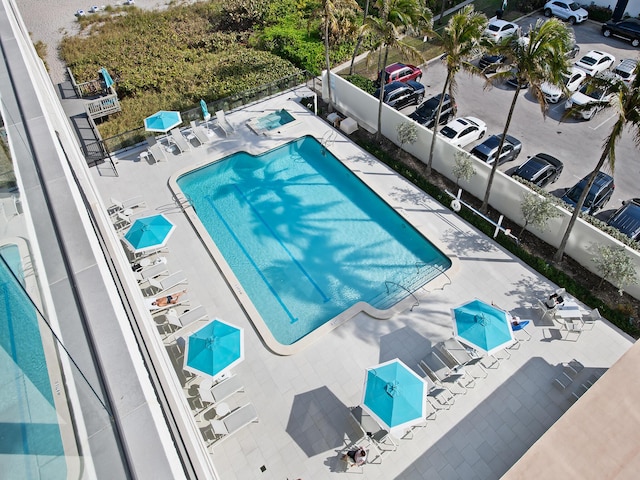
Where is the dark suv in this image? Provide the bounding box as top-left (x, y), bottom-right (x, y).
top-left (561, 171), bottom-right (615, 214)
top-left (511, 153), bottom-right (563, 188)
top-left (607, 198), bottom-right (640, 241)
top-left (602, 18), bottom-right (640, 48)
top-left (408, 94), bottom-right (457, 128)
top-left (374, 81), bottom-right (425, 110)
top-left (470, 134), bottom-right (522, 166)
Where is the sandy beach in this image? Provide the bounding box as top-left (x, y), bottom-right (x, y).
top-left (15, 0), bottom-right (176, 84)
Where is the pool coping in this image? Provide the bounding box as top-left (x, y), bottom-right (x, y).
top-left (0, 237), bottom-right (82, 478)
top-left (168, 108), bottom-right (459, 356)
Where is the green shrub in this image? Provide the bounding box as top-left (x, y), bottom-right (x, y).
top-left (344, 74), bottom-right (375, 94)
top-left (256, 20), bottom-right (325, 74)
top-left (585, 3), bottom-right (612, 22)
top-left (515, 0), bottom-right (546, 14)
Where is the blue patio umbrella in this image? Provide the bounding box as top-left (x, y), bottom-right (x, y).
top-left (451, 299), bottom-right (515, 356)
top-left (123, 214), bottom-right (175, 253)
top-left (100, 67), bottom-right (114, 89)
top-left (362, 359), bottom-right (426, 434)
top-left (184, 319), bottom-right (244, 379)
top-left (144, 110), bottom-right (182, 133)
top-left (200, 99), bottom-right (210, 121)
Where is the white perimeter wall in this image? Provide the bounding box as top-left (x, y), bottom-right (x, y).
top-left (591, 0), bottom-right (640, 18)
top-left (323, 71), bottom-right (640, 300)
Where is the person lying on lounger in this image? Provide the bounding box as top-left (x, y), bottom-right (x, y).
top-left (151, 290), bottom-right (187, 307)
top-left (342, 447), bottom-right (367, 468)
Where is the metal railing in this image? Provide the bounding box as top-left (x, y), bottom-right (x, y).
top-left (92, 70), bottom-right (318, 159)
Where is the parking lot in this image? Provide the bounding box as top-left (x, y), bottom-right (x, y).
top-left (401, 14), bottom-right (639, 221)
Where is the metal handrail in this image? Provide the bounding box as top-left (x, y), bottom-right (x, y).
top-left (385, 280), bottom-right (420, 311)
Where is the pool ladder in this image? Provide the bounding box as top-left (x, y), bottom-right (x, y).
top-left (320, 130), bottom-right (337, 154)
top-left (384, 281), bottom-right (420, 311)
top-left (175, 192), bottom-right (195, 213)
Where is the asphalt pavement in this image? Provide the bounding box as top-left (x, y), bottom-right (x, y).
top-left (400, 14), bottom-right (639, 221)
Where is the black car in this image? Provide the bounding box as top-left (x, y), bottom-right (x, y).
top-left (602, 18), bottom-right (640, 48)
top-left (479, 54), bottom-right (508, 73)
top-left (561, 171), bottom-right (615, 214)
top-left (506, 69), bottom-right (530, 89)
top-left (607, 198), bottom-right (640, 241)
top-left (470, 134), bottom-right (522, 166)
top-left (512, 153), bottom-right (564, 188)
top-left (408, 93), bottom-right (457, 128)
top-left (374, 81), bottom-right (425, 110)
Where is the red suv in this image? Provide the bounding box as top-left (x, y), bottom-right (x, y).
top-left (376, 63), bottom-right (423, 87)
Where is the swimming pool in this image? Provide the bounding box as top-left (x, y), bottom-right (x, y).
top-left (177, 136), bottom-right (451, 346)
top-left (0, 244), bottom-right (66, 479)
top-left (253, 109), bottom-right (295, 131)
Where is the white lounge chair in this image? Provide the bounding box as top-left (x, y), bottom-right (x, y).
top-left (134, 262), bottom-right (169, 283)
top-left (142, 271), bottom-right (187, 295)
top-left (166, 305), bottom-right (207, 329)
top-left (199, 375), bottom-right (244, 405)
top-left (148, 143), bottom-right (167, 163)
top-left (108, 195), bottom-right (146, 215)
top-left (190, 120), bottom-right (212, 144)
top-left (170, 128), bottom-right (191, 153)
top-left (209, 403), bottom-right (258, 443)
top-left (215, 110), bottom-right (236, 136)
top-left (437, 339), bottom-right (488, 379)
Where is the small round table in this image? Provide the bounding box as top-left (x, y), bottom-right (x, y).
top-left (139, 257), bottom-right (153, 268)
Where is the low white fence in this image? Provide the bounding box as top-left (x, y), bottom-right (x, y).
top-left (323, 71), bottom-right (640, 300)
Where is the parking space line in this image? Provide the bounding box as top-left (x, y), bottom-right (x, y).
top-left (590, 113), bottom-right (615, 131)
top-left (549, 103), bottom-right (565, 114)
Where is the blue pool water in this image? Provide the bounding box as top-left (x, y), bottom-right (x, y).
top-left (254, 109), bottom-right (295, 131)
top-left (177, 136), bottom-right (451, 345)
top-left (0, 244), bottom-right (66, 479)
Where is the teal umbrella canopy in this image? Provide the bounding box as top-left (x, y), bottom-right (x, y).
top-left (100, 67), bottom-right (114, 88)
top-left (123, 214), bottom-right (175, 253)
top-left (184, 319), bottom-right (244, 379)
top-left (144, 110), bottom-right (182, 133)
top-left (200, 99), bottom-right (210, 120)
top-left (362, 359), bottom-right (426, 433)
top-left (452, 299), bottom-right (515, 356)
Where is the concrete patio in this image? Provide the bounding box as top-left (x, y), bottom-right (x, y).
top-left (92, 89), bottom-right (634, 480)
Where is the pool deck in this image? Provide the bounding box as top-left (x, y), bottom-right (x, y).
top-left (92, 89), bottom-right (634, 480)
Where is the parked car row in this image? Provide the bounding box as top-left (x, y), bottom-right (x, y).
top-left (369, 10), bottom-right (639, 235)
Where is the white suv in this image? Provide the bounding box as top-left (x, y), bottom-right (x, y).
top-left (544, 1), bottom-right (588, 25)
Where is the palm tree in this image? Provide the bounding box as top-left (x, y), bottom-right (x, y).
top-left (480, 18), bottom-right (573, 213)
top-left (364, 0), bottom-right (433, 140)
top-left (322, 0), bottom-right (361, 113)
top-left (553, 64), bottom-right (640, 263)
top-left (425, 5), bottom-right (487, 176)
top-left (349, 0), bottom-right (371, 75)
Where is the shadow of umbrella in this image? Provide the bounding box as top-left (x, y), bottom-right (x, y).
top-left (286, 387), bottom-right (360, 458)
